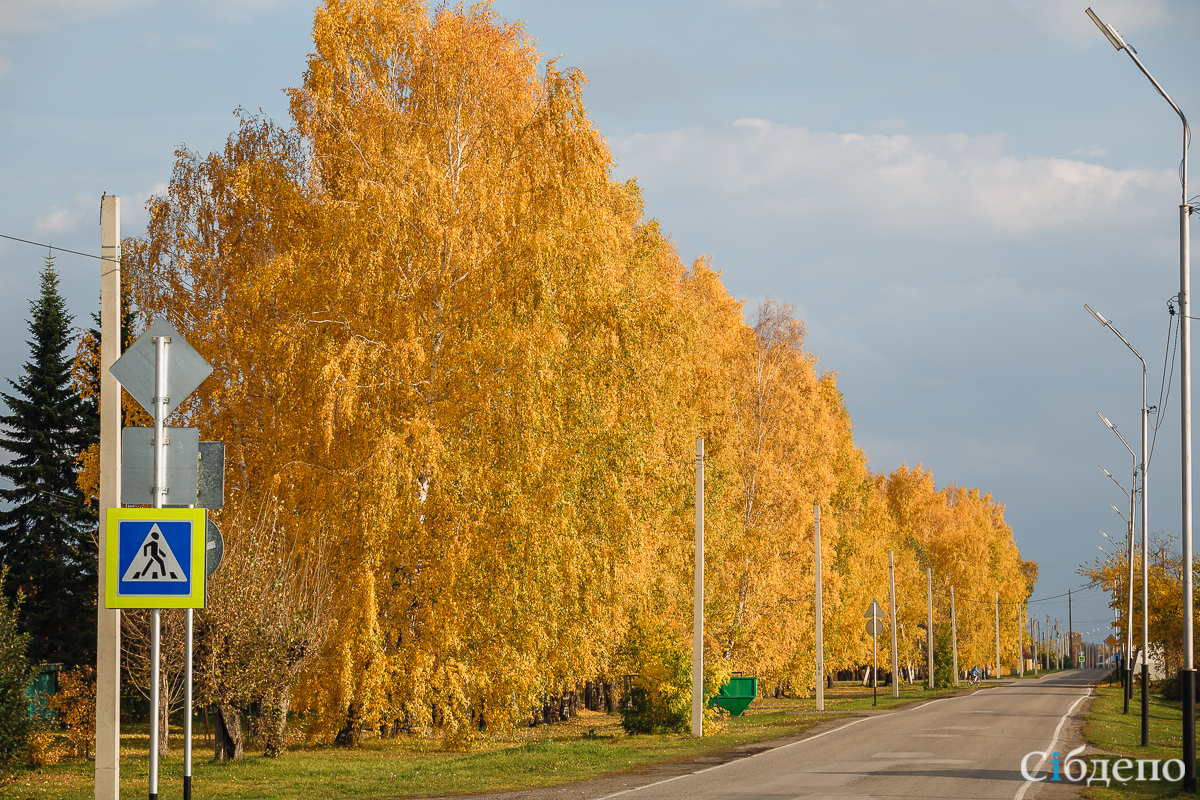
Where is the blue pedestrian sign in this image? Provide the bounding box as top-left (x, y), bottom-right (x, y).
top-left (105, 508), bottom-right (206, 609)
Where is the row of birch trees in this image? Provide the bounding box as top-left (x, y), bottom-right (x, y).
top-left (93, 0), bottom-right (1036, 747)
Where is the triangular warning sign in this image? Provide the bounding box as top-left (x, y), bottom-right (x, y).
top-left (121, 524), bottom-right (187, 582)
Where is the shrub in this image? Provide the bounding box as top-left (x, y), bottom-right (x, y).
top-left (933, 623), bottom-right (956, 689)
top-left (618, 623), bottom-right (691, 734)
top-left (51, 666), bottom-right (96, 760)
top-left (0, 568), bottom-right (34, 777)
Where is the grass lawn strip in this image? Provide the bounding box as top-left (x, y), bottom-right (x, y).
top-left (1081, 680), bottom-right (1189, 800)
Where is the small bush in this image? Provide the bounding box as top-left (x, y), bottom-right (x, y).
top-left (616, 622), bottom-right (727, 735)
top-left (51, 666), bottom-right (96, 760)
top-left (0, 568), bottom-right (34, 778)
top-left (933, 623), bottom-right (956, 688)
top-left (26, 721), bottom-right (59, 768)
top-left (618, 622), bottom-right (690, 734)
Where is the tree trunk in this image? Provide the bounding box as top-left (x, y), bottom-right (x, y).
top-left (263, 690), bottom-right (290, 757)
top-left (158, 679), bottom-right (170, 755)
top-left (213, 704), bottom-right (244, 762)
top-left (334, 703), bottom-right (360, 747)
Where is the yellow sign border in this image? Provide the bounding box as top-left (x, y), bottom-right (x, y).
top-left (105, 507), bottom-right (206, 609)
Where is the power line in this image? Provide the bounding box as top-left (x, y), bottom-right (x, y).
top-left (0, 232), bottom-right (117, 263)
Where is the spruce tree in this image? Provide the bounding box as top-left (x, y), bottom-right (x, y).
top-left (0, 255), bottom-right (96, 667)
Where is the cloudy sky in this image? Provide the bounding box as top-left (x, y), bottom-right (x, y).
top-left (2, 0), bottom-right (1197, 645)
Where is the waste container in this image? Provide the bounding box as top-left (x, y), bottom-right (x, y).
top-left (709, 676), bottom-right (757, 717)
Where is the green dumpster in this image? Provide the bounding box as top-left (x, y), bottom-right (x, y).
top-left (709, 676), bottom-right (757, 717)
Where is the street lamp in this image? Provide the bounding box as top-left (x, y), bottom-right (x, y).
top-left (1086, 7), bottom-right (1192, 787)
top-left (1099, 412), bottom-right (1137, 714)
top-left (1085, 304), bottom-right (1151, 743)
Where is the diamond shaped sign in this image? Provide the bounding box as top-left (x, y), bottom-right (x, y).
top-left (109, 319), bottom-right (213, 417)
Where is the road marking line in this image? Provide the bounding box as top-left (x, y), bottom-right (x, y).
top-left (592, 716), bottom-right (874, 800)
top-left (912, 698), bottom-right (948, 711)
top-left (1012, 689), bottom-right (1091, 800)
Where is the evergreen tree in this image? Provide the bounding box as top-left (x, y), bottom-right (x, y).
top-left (0, 255), bottom-right (96, 667)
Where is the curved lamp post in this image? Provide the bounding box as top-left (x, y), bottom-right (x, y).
top-left (1099, 412), bottom-right (1137, 715)
top-left (1086, 7), bottom-right (1192, 786)
top-left (1085, 305), bottom-right (1150, 742)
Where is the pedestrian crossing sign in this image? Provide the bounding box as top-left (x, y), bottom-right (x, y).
top-left (105, 508), bottom-right (206, 609)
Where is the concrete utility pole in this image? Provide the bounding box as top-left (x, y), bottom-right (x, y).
top-left (815, 505), bottom-right (824, 711)
top-left (1069, 589), bottom-right (1074, 667)
top-left (1034, 618), bottom-right (1040, 676)
top-left (926, 568), bottom-right (933, 690)
top-left (951, 586), bottom-right (959, 686)
top-left (1019, 604), bottom-right (1024, 677)
top-left (889, 552), bottom-right (899, 698)
top-left (96, 195), bottom-right (121, 800)
top-left (995, 592), bottom-right (1001, 678)
top-left (691, 438), bottom-right (704, 738)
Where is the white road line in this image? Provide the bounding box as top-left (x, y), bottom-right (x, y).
top-left (1012, 689), bottom-right (1091, 800)
top-left (592, 716), bottom-right (874, 800)
top-left (912, 698), bottom-right (948, 711)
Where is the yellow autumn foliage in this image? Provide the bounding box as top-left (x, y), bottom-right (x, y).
top-left (121, 0), bottom-right (1036, 744)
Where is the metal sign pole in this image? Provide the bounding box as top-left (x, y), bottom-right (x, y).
top-left (149, 332), bottom-right (169, 800)
top-left (185, 605), bottom-right (193, 800)
top-left (872, 625), bottom-right (878, 707)
top-left (108, 317), bottom-right (214, 800)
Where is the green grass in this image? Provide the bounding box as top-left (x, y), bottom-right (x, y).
top-left (1081, 679), bottom-right (1193, 800)
top-left (1, 683), bottom-right (977, 799)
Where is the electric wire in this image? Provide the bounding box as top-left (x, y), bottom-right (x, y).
top-left (0, 232), bottom-right (116, 263)
top-left (1148, 299), bottom-right (1179, 468)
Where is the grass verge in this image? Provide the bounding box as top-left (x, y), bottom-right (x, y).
top-left (1081, 678), bottom-right (1191, 800)
top-left (1, 682), bottom-right (974, 800)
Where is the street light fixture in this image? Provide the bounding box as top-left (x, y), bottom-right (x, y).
top-left (1085, 304), bottom-right (1151, 743)
top-left (1085, 7), bottom-right (1192, 786)
top-left (1098, 411), bottom-right (1137, 714)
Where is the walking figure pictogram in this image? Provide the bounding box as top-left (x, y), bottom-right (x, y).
top-left (121, 523), bottom-right (187, 583)
top-left (134, 530), bottom-right (173, 580)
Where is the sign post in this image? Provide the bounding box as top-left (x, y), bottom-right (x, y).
top-left (865, 600), bottom-right (884, 706)
top-left (109, 319), bottom-right (212, 800)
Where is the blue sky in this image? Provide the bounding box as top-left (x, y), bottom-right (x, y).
top-left (2, 0), bottom-right (1197, 645)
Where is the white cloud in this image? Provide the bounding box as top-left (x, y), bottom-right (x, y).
top-left (33, 194), bottom-right (95, 236)
top-left (615, 119), bottom-right (1171, 237)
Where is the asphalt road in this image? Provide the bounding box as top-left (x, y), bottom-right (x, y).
top-left (594, 669), bottom-right (1100, 800)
